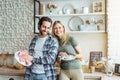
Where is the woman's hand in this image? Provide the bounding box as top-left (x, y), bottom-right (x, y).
top-left (57, 52), bottom-right (68, 63)
top-left (59, 52), bottom-right (68, 57)
top-left (73, 53), bottom-right (83, 61)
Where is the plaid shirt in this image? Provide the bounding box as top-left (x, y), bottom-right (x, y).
top-left (24, 34), bottom-right (59, 80)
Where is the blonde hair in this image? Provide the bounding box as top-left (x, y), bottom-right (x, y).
top-left (52, 21), bottom-right (70, 47)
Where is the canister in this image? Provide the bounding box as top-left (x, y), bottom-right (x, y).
top-left (82, 7), bottom-right (89, 14)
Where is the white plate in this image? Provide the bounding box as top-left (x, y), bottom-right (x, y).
top-left (62, 4), bottom-right (74, 14)
top-left (68, 16), bottom-right (84, 31)
top-left (61, 55), bottom-right (75, 61)
top-left (14, 51), bottom-right (32, 67)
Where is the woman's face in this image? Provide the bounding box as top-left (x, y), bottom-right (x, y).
top-left (53, 23), bottom-right (64, 38)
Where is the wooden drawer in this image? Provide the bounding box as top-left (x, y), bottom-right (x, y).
top-left (0, 75), bottom-right (24, 80)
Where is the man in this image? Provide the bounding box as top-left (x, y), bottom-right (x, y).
top-left (24, 17), bottom-right (59, 80)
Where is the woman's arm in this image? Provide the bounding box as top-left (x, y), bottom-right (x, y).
top-left (74, 44), bottom-right (84, 61)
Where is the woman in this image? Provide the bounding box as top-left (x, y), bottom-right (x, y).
top-left (52, 20), bottom-right (84, 80)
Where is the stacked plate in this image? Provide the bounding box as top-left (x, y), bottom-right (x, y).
top-left (61, 55), bottom-right (75, 61)
top-left (14, 51), bottom-right (32, 67)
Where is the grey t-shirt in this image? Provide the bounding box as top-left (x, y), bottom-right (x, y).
top-left (59, 36), bottom-right (82, 70)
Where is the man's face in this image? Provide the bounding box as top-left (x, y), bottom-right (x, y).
top-left (38, 21), bottom-right (51, 36)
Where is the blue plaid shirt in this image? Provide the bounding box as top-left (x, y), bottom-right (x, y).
top-left (24, 34), bottom-right (59, 80)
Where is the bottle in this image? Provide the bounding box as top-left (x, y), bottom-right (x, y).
top-left (97, 25), bottom-right (100, 31)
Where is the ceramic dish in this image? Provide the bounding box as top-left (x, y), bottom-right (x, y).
top-left (14, 51), bottom-right (32, 67)
top-left (62, 4), bottom-right (74, 14)
top-left (61, 55), bottom-right (75, 61)
top-left (68, 16), bottom-right (84, 31)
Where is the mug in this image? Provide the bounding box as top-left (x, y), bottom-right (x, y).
top-left (82, 7), bottom-right (89, 14)
top-left (66, 9), bottom-right (71, 14)
top-left (58, 11), bottom-right (63, 15)
top-left (78, 25), bottom-right (84, 31)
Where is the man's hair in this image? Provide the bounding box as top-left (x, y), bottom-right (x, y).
top-left (38, 17), bottom-right (52, 27)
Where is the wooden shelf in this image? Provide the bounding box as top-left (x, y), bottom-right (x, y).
top-left (67, 31), bottom-right (106, 34)
top-left (35, 13), bottom-right (105, 17)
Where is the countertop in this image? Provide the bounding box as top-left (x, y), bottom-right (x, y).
top-left (0, 67), bottom-right (25, 76)
top-left (0, 67), bottom-right (119, 80)
top-left (84, 72), bottom-right (120, 80)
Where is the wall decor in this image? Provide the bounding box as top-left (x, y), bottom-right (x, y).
top-left (34, 1), bottom-right (40, 33)
top-left (89, 51), bottom-right (102, 68)
top-left (92, 0), bottom-right (105, 13)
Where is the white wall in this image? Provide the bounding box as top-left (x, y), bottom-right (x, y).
top-left (107, 0), bottom-right (120, 63)
top-left (70, 33), bottom-right (107, 60)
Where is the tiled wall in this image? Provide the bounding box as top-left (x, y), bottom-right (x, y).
top-left (0, 0), bottom-right (34, 54)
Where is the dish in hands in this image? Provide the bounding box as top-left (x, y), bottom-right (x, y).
top-left (14, 51), bottom-right (32, 67)
top-left (61, 55), bottom-right (75, 61)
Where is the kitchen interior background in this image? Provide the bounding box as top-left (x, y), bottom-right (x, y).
top-left (0, 0), bottom-right (120, 64)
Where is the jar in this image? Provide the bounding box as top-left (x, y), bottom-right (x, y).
top-left (90, 66), bottom-right (95, 73)
top-left (82, 7), bottom-right (89, 14)
top-left (40, 4), bottom-right (45, 15)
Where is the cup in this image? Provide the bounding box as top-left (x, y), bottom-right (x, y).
top-left (82, 7), bottom-right (89, 14)
top-left (58, 11), bottom-right (63, 15)
top-left (90, 66), bottom-right (95, 73)
top-left (82, 65), bottom-right (89, 73)
top-left (66, 9), bottom-right (71, 14)
top-left (106, 71), bottom-right (113, 77)
top-left (78, 25), bottom-right (84, 31)
top-left (74, 9), bottom-right (78, 14)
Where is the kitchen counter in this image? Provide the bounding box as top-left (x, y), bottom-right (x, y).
top-left (56, 67), bottom-right (120, 80)
top-left (0, 67), bottom-right (25, 76)
top-left (84, 72), bottom-right (120, 80)
top-left (0, 67), bottom-right (119, 80)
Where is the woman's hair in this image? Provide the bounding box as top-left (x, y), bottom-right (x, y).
top-left (52, 20), bottom-right (70, 46)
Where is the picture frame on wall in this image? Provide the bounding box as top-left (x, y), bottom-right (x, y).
top-left (34, 0), bottom-right (40, 15)
top-left (34, 0), bottom-right (40, 34)
top-left (89, 51), bottom-right (102, 68)
top-left (92, 0), bottom-right (105, 13)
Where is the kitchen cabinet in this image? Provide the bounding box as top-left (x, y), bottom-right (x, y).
top-left (0, 67), bottom-right (25, 80)
top-left (0, 75), bottom-right (24, 80)
top-left (34, 0), bottom-right (107, 34)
